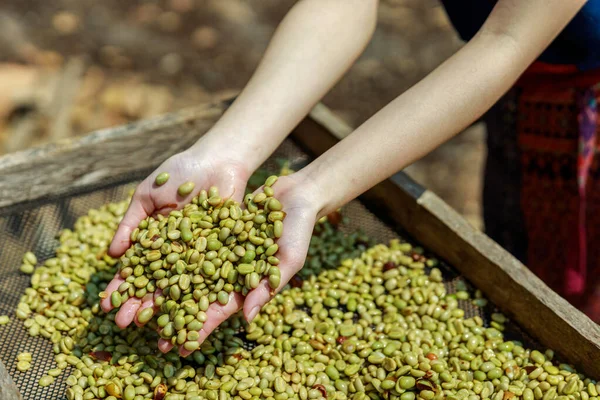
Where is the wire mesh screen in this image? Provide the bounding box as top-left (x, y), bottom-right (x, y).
top-left (0, 139), bottom-right (538, 400)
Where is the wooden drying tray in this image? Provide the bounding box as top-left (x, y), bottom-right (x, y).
top-left (0, 98), bottom-right (599, 382)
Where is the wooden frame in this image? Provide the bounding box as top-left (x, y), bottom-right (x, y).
top-left (1, 99), bottom-right (599, 383)
top-left (0, 103), bottom-right (225, 211)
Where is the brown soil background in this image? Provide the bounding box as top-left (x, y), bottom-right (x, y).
top-left (0, 0), bottom-right (486, 229)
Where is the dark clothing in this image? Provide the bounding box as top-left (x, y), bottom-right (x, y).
top-left (440, 0), bottom-right (600, 70)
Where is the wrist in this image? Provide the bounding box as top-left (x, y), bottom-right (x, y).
top-left (191, 116), bottom-right (287, 174)
top-left (291, 166), bottom-right (332, 219)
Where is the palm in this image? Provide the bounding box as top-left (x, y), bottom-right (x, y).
top-left (100, 150), bottom-right (249, 347)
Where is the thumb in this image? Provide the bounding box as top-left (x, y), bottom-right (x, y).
top-left (109, 187), bottom-right (154, 257)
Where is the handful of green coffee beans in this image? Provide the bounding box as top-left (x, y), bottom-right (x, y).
top-left (105, 176), bottom-right (285, 350)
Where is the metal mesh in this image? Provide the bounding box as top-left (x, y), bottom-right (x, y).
top-left (0, 139), bottom-right (539, 400)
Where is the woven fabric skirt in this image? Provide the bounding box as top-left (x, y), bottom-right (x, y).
top-left (483, 63), bottom-right (600, 321)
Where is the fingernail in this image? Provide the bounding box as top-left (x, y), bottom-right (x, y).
top-left (247, 306), bottom-right (260, 323)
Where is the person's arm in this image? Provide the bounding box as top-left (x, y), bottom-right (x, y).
top-left (302, 0), bottom-right (587, 217)
top-left (192, 0), bottom-right (379, 173)
top-left (242, 0), bottom-right (588, 320)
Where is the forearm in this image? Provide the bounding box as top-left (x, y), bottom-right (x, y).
top-left (302, 0), bottom-right (585, 216)
top-left (193, 0), bottom-right (378, 172)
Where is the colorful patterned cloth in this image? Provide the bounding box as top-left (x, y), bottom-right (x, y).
top-left (438, 0), bottom-right (600, 320)
top-left (483, 63), bottom-right (600, 321)
top-left (573, 89), bottom-right (597, 295)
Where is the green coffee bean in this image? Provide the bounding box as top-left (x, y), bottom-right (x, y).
top-left (531, 350), bottom-right (546, 364)
top-left (217, 291), bottom-right (229, 305)
top-left (23, 251), bottom-right (37, 265)
top-left (39, 375), bottom-right (54, 387)
top-left (268, 199), bottom-right (282, 211)
top-left (184, 341), bottom-right (200, 351)
top-left (274, 220), bottom-right (283, 238)
top-left (20, 264), bottom-right (35, 274)
top-left (265, 175), bottom-right (278, 187)
top-left (155, 172), bottom-right (170, 186)
top-left (124, 385), bottom-right (136, 400)
top-left (16, 361), bottom-right (30, 372)
top-left (110, 291), bottom-right (122, 308)
top-left (268, 267), bottom-right (281, 290)
top-left (137, 307), bottom-right (154, 324)
top-left (399, 376), bottom-right (416, 390)
top-left (17, 352), bottom-right (32, 362)
top-left (177, 182), bottom-right (195, 196)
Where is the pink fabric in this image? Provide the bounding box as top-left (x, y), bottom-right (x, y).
top-left (568, 89), bottom-right (598, 295)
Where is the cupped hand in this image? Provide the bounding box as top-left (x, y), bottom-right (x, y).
top-left (100, 146), bottom-right (250, 349)
top-left (100, 159), bottom-right (321, 356)
top-left (162, 173), bottom-right (321, 357)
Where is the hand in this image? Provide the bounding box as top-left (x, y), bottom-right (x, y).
top-left (100, 143), bottom-right (251, 350)
top-left (161, 172), bottom-right (320, 356)
top-left (168, 173), bottom-right (322, 356)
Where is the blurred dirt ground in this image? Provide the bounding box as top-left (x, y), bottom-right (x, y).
top-left (0, 0), bottom-right (485, 229)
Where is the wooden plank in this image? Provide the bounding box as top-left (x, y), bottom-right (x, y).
top-left (0, 101), bottom-right (226, 209)
top-left (0, 359), bottom-right (21, 400)
top-left (295, 105), bottom-right (600, 379)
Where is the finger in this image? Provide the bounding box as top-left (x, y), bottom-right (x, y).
top-left (100, 273), bottom-right (125, 312)
top-left (109, 185), bottom-right (154, 258)
top-left (133, 291), bottom-right (161, 327)
top-left (178, 292), bottom-right (244, 357)
top-left (230, 180), bottom-right (248, 203)
top-left (158, 338), bottom-right (175, 354)
top-left (243, 206), bottom-right (312, 322)
top-left (115, 297), bottom-right (142, 328)
top-left (242, 279), bottom-right (271, 323)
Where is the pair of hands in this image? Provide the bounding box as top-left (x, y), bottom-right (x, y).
top-left (100, 143), bottom-right (320, 356)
